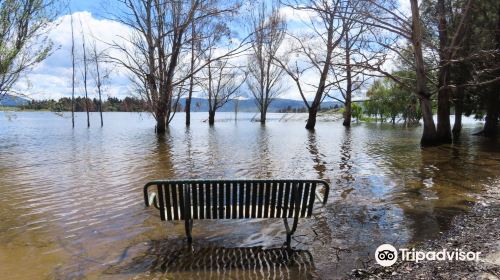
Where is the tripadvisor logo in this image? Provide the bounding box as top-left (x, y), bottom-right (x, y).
top-left (375, 244), bottom-right (482, 267)
top-left (375, 244), bottom-right (398, 267)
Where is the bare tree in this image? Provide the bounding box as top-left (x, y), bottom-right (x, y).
top-left (89, 41), bottom-right (110, 127)
top-left (70, 11), bottom-right (76, 128)
top-left (274, 0), bottom-right (345, 130)
top-left (0, 0), bottom-right (57, 99)
top-left (200, 58), bottom-right (246, 125)
top-left (246, 1), bottom-right (287, 124)
top-left (328, 0), bottom-right (385, 127)
top-left (112, 0), bottom-right (247, 132)
top-left (80, 20), bottom-right (90, 128)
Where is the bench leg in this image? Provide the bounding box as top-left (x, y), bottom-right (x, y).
top-left (184, 219), bottom-right (193, 244)
top-left (283, 216), bottom-right (299, 248)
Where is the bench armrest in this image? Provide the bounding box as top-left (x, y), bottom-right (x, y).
top-left (144, 183), bottom-right (160, 210)
top-left (316, 180), bottom-right (330, 205)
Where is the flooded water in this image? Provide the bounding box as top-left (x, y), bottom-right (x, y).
top-left (0, 112), bottom-right (499, 279)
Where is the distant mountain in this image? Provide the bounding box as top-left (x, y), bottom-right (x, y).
top-left (0, 95), bottom-right (29, 107)
top-left (179, 97), bottom-right (343, 112)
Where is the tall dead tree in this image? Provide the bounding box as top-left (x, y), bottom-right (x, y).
top-left (246, 1), bottom-right (287, 124)
top-left (70, 11), bottom-right (75, 128)
top-left (274, 0), bottom-right (345, 130)
top-left (89, 41), bottom-right (109, 127)
top-left (80, 21), bottom-right (90, 128)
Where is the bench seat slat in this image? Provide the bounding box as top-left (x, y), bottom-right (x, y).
top-left (276, 182), bottom-right (284, 218)
top-left (206, 183), bottom-right (211, 219)
top-left (145, 180), bottom-right (329, 221)
top-left (251, 182), bottom-right (258, 218)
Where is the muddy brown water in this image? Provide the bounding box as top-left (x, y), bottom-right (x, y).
top-left (0, 112), bottom-right (498, 279)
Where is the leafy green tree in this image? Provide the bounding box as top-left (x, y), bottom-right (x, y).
top-left (0, 0), bottom-right (57, 99)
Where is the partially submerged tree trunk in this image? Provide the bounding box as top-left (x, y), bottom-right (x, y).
top-left (411, 0), bottom-right (438, 146)
top-left (343, 43), bottom-right (352, 127)
top-left (480, 4), bottom-right (500, 138)
top-left (482, 90), bottom-right (499, 137)
top-left (436, 0), bottom-right (452, 143)
top-left (452, 87), bottom-right (464, 138)
top-left (208, 110), bottom-right (215, 125)
top-left (260, 107), bottom-right (267, 124)
top-left (70, 12), bottom-right (75, 128)
top-left (186, 20), bottom-right (195, 126)
top-left (81, 27), bottom-right (90, 128)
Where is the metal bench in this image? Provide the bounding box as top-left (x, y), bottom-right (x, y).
top-left (143, 179), bottom-right (329, 246)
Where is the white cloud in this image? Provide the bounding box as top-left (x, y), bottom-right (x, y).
top-left (14, 11), bottom-right (133, 100)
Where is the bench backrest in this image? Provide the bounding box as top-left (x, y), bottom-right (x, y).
top-left (144, 179), bottom-right (329, 221)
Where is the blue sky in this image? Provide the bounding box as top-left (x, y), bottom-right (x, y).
top-left (15, 0), bottom-right (408, 101)
top-left (69, 0), bottom-right (108, 15)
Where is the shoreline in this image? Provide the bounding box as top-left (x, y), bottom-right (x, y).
top-left (349, 188), bottom-right (500, 279)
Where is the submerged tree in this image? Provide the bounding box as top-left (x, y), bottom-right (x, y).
top-left (70, 11), bottom-right (76, 128)
top-left (113, 0), bottom-right (246, 133)
top-left (0, 0), bottom-right (57, 99)
top-left (246, 0), bottom-right (287, 124)
top-left (329, 0), bottom-right (386, 127)
top-left (274, 0), bottom-right (345, 130)
top-left (89, 41), bottom-right (110, 127)
top-left (200, 58), bottom-right (246, 125)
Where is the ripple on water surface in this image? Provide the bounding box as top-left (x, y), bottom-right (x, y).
top-left (0, 112), bottom-right (498, 279)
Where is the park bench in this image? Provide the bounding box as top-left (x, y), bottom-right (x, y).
top-left (143, 179), bottom-right (329, 246)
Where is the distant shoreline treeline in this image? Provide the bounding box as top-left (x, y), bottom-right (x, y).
top-left (21, 97), bottom-right (153, 112)
top-left (16, 96), bottom-right (336, 113)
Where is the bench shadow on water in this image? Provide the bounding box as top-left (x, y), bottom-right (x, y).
top-left (105, 239), bottom-right (316, 279)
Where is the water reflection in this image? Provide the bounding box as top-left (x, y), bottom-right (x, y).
top-left (0, 112), bottom-right (498, 279)
top-left (306, 132), bottom-right (326, 179)
top-left (338, 129), bottom-right (355, 198)
top-left (106, 240), bottom-right (316, 279)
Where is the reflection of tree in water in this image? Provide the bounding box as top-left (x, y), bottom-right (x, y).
top-left (105, 240), bottom-right (316, 279)
top-left (149, 133), bottom-right (176, 178)
top-left (337, 129), bottom-right (354, 194)
top-left (306, 132), bottom-right (326, 179)
top-left (253, 125), bottom-right (274, 178)
top-left (183, 127), bottom-right (196, 176)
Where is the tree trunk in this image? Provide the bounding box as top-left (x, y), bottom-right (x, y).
top-left (452, 87), bottom-right (464, 138)
top-left (343, 101), bottom-right (351, 126)
top-left (156, 110), bottom-right (166, 133)
top-left (482, 4), bottom-right (500, 138)
top-left (185, 97), bottom-right (192, 126)
top-left (305, 107), bottom-right (317, 130)
top-left (436, 0), bottom-right (452, 143)
top-left (411, 0), bottom-right (438, 146)
top-left (437, 87), bottom-right (452, 143)
top-left (260, 107), bottom-right (266, 124)
top-left (483, 90), bottom-right (499, 138)
top-left (208, 110), bottom-right (215, 125)
top-left (343, 31), bottom-right (352, 127)
top-left (186, 20), bottom-right (195, 126)
top-left (420, 95), bottom-right (438, 145)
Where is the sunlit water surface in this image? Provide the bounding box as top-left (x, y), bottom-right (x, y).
top-left (0, 112), bottom-right (498, 279)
